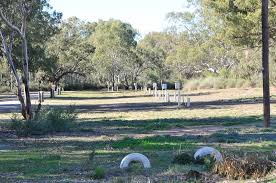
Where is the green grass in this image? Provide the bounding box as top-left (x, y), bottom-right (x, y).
top-left (0, 89), bottom-right (275, 182)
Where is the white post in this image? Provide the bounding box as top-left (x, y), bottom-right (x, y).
top-left (187, 97), bottom-right (191, 108)
top-left (134, 83), bottom-right (137, 92)
top-left (178, 89), bottom-right (181, 107)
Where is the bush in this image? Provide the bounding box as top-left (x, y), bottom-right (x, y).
top-left (10, 106), bottom-right (77, 136)
top-left (29, 82), bottom-right (50, 91)
top-left (198, 78), bottom-right (215, 89)
top-left (172, 153), bottom-right (194, 165)
top-left (213, 154), bottom-right (274, 179)
top-left (93, 166), bottom-right (105, 179)
top-left (184, 77), bottom-right (259, 91)
top-left (185, 80), bottom-right (200, 91)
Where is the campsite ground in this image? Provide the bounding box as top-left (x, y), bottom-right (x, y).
top-left (0, 88), bottom-right (275, 182)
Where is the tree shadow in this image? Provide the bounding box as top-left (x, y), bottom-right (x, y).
top-left (53, 95), bottom-right (150, 101)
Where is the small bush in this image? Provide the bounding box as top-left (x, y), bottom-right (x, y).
top-left (185, 80), bottom-right (200, 91)
top-left (203, 155), bottom-right (216, 171)
top-left (198, 78), bottom-right (215, 89)
top-left (172, 153), bottom-right (194, 165)
top-left (10, 106), bottom-right (77, 136)
top-left (29, 82), bottom-right (50, 91)
top-left (93, 166), bottom-right (105, 179)
top-left (213, 154), bottom-right (274, 179)
top-left (213, 78), bottom-right (226, 89)
top-left (184, 77), bottom-right (259, 91)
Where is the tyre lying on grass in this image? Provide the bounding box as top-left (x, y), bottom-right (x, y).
top-left (194, 147), bottom-right (223, 162)
top-left (120, 153), bottom-right (151, 169)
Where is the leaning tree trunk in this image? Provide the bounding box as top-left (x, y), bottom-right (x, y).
top-left (0, 2), bottom-right (33, 120)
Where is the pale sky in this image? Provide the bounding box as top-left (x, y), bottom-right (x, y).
top-left (49, 0), bottom-right (186, 36)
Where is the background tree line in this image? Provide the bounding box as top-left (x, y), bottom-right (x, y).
top-left (1, 0), bottom-right (276, 93)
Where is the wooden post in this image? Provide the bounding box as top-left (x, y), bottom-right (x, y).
top-left (50, 85), bottom-right (55, 98)
top-left (262, 0), bottom-right (270, 127)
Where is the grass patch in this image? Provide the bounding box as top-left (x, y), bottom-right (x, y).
top-left (112, 136), bottom-right (196, 150)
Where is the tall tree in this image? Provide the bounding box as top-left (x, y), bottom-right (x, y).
top-left (0, 0), bottom-right (61, 119)
top-left (44, 17), bottom-right (95, 86)
top-left (92, 19), bottom-right (137, 89)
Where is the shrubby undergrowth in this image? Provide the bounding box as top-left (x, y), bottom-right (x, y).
top-left (10, 106), bottom-right (77, 136)
top-left (184, 77), bottom-right (262, 91)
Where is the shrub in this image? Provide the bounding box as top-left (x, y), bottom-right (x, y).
top-left (172, 153), bottom-right (194, 165)
top-left (10, 106), bottom-right (77, 136)
top-left (213, 78), bottom-right (226, 89)
top-left (93, 166), bottom-right (105, 179)
top-left (185, 80), bottom-right (200, 91)
top-left (29, 82), bottom-right (50, 91)
top-left (184, 77), bottom-right (260, 91)
top-left (213, 154), bottom-right (274, 179)
top-left (198, 78), bottom-right (215, 89)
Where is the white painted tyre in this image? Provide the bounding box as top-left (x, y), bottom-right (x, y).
top-left (194, 147), bottom-right (223, 162)
top-left (120, 153), bottom-right (151, 169)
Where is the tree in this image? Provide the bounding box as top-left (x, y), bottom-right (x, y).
top-left (138, 32), bottom-right (176, 83)
top-left (44, 17), bottom-right (95, 86)
top-left (0, 0), bottom-right (61, 119)
top-left (92, 19), bottom-right (137, 89)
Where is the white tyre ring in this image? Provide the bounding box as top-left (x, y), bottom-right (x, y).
top-left (120, 153), bottom-right (151, 169)
top-left (194, 147), bottom-right (223, 162)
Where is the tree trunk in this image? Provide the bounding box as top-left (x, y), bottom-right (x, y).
top-left (22, 37), bottom-right (32, 120)
top-left (262, 0), bottom-right (270, 128)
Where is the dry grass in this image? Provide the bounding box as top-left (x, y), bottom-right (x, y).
top-left (214, 154), bottom-right (274, 180)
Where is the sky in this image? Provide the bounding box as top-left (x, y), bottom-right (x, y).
top-left (49, 0), bottom-right (186, 36)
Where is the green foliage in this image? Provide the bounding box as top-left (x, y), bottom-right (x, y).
top-left (184, 77), bottom-right (260, 91)
top-left (202, 155), bottom-right (216, 171)
top-left (172, 153), bottom-right (194, 165)
top-left (10, 106), bottom-right (77, 136)
top-left (112, 136), bottom-right (195, 150)
top-left (93, 166), bottom-right (106, 180)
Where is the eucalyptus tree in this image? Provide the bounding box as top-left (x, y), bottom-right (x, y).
top-left (0, 0), bottom-right (61, 119)
top-left (92, 19), bottom-right (137, 89)
top-left (138, 32), bottom-right (177, 83)
top-left (43, 17), bottom-right (96, 87)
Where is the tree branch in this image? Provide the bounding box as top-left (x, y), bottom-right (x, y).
top-left (0, 9), bottom-right (22, 37)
